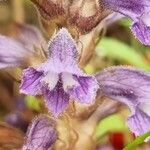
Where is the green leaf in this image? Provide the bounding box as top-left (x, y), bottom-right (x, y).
top-left (123, 131), bottom-right (150, 150)
top-left (119, 18), bottom-right (131, 27)
top-left (96, 114), bottom-right (127, 138)
top-left (25, 96), bottom-right (41, 111)
top-left (96, 38), bottom-right (150, 71)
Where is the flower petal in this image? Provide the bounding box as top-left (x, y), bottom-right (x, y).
top-left (37, 28), bottom-right (83, 74)
top-left (139, 102), bottom-right (150, 116)
top-left (96, 66), bottom-right (150, 135)
top-left (127, 108), bottom-right (150, 136)
top-left (101, 0), bottom-right (150, 45)
top-left (22, 115), bottom-right (57, 150)
top-left (48, 28), bottom-right (78, 69)
top-left (43, 79), bottom-right (69, 117)
top-left (131, 20), bottom-right (150, 45)
top-left (68, 75), bottom-right (98, 104)
top-left (101, 0), bottom-right (145, 17)
top-left (41, 72), bottom-right (59, 90)
top-left (16, 24), bottom-right (46, 50)
top-left (20, 67), bottom-right (43, 95)
top-left (96, 66), bottom-right (150, 111)
top-left (62, 72), bottom-right (79, 92)
top-left (0, 36), bottom-right (28, 68)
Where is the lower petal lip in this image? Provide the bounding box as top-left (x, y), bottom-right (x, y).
top-left (43, 81), bottom-right (70, 117)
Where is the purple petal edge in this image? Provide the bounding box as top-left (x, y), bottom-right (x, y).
top-left (69, 75), bottom-right (98, 104)
top-left (131, 20), bottom-right (150, 45)
top-left (20, 67), bottom-right (43, 95)
top-left (127, 108), bottom-right (150, 136)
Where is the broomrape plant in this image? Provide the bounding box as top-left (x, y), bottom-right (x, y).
top-left (0, 0), bottom-right (150, 150)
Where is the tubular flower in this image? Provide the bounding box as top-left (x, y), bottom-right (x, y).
top-left (0, 24), bottom-right (46, 69)
top-left (96, 66), bottom-right (150, 136)
top-left (20, 28), bottom-right (98, 116)
top-left (101, 0), bottom-right (150, 45)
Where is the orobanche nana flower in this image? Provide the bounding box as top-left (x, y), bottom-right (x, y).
top-left (101, 0), bottom-right (150, 45)
top-left (96, 66), bottom-right (150, 137)
top-left (20, 28), bottom-right (98, 116)
top-left (0, 24), bottom-right (46, 69)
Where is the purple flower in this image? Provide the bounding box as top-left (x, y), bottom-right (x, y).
top-left (96, 66), bottom-right (150, 136)
top-left (0, 24), bottom-right (46, 69)
top-left (22, 115), bottom-right (57, 150)
top-left (15, 24), bottom-right (46, 50)
top-left (20, 28), bottom-right (98, 116)
top-left (101, 0), bottom-right (150, 45)
top-left (0, 35), bottom-right (31, 68)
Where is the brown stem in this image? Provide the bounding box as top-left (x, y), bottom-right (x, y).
top-left (11, 0), bottom-right (25, 24)
top-left (54, 97), bottom-right (121, 150)
top-left (78, 20), bottom-right (106, 68)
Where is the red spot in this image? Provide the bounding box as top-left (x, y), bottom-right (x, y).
top-left (109, 132), bottom-right (124, 150)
